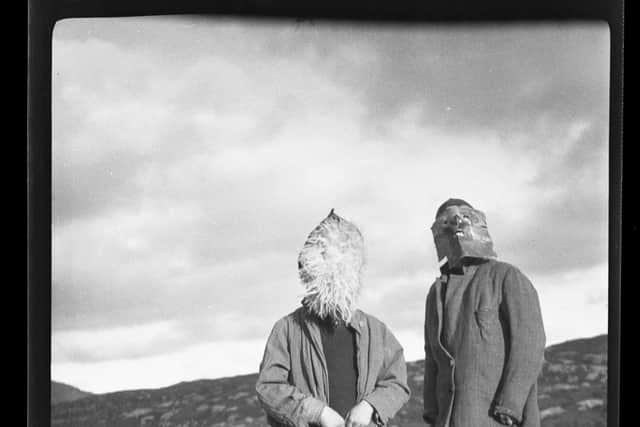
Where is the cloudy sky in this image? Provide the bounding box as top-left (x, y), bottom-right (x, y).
top-left (52, 17), bottom-right (610, 394)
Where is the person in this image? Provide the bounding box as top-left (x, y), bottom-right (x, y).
top-left (256, 209), bottom-right (410, 427)
top-left (423, 198), bottom-right (546, 427)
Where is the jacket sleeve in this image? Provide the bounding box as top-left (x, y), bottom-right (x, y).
top-left (423, 289), bottom-right (438, 425)
top-left (363, 324), bottom-right (411, 426)
top-left (256, 318), bottom-right (326, 427)
top-left (492, 266), bottom-right (546, 424)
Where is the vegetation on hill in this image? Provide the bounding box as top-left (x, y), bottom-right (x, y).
top-left (51, 381), bottom-right (93, 405)
top-left (51, 334), bottom-right (607, 427)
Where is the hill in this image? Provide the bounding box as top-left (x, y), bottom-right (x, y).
top-left (51, 381), bottom-right (93, 405)
top-left (51, 334), bottom-right (607, 427)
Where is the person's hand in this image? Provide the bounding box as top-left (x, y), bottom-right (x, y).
top-left (319, 406), bottom-right (345, 427)
top-left (345, 400), bottom-right (374, 427)
top-left (494, 412), bottom-right (516, 426)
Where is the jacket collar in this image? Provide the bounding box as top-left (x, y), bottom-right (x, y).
top-left (347, 309), bottom-right (366, 333)
top-left (439, 258), bottom-right (489, 278)
top-left (298, 306), bottom-right (366, 333)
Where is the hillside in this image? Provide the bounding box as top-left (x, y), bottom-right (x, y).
top-left (51, 334), bottom-right (607, 427)
top-left (51, 381), bottom-right (93, 405)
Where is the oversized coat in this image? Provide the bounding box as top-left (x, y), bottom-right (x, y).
top-left (423, 259), bottom-right (546, 427)
top-left (256, 307), bottom-right (410, 427)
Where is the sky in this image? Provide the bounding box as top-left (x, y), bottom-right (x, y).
top-left (51, 17), bottom-right (610, 394)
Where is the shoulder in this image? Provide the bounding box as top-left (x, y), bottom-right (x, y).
top-left (427, 278), bottom-right (439, 296)
top-left (356, 310), bottom-right (393, 334)
top-left (357, 310), bottom-right (384, 327)
top-left (484, 260), bottom-right (537, 293)
top-left (481, 259), bottom-right (528, 278)
top-left (356, 311), bottom-right (402, 346)
top-left (271, 307), bottom-right (307, 332)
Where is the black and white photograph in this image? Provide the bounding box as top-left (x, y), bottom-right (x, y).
top-left (49, 16), bottom-right (611, 427)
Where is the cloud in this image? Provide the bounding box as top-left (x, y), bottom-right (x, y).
top-left (52, 337), bottom-right (268, 394)
top-left (53, 321), bottom-right (183, 363)
top-left (362, 262), bottom-right (609, 357)
top-left (52, 27), bottom-right (363, 226)
top-left (51, 19), bottom-right (610, 389)
top-left (341, 25), bottom-right (610, 136)
top-left (51, 262), bottom-right (607, 393)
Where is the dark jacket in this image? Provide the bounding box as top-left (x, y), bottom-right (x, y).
top-left (423, 260), bottom-right (545, 427)
top-left (256, 307), bottom-right (410, 427)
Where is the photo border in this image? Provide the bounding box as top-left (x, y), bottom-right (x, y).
top-left (28, 1), bottom-right (624, 426)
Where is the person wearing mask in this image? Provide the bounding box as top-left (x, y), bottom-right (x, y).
top-left (423, 199), bottom-right (546, 427)
top-left (256, 209), bottom-right (410, 427)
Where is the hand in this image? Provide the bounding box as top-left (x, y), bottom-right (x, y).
top-left (494, 412), bottom-right (516, 426)
top-left (345, 400), bottom-right (374, 427)
top-left (319, 406), bottom-right (345, 427)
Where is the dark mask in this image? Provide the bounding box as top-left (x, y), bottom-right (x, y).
top-left (431, 203), bottom-right (497, 269)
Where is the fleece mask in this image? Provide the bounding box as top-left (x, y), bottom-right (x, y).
top-left (298, 209), bottom-right (365, 324)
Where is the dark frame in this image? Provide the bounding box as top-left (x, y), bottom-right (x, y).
top-left (28, 1), bottom-right (624, 426)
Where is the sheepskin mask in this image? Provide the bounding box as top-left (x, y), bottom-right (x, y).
top-left (298, 209), bottom-right (365, 324)
top-left (431, 203), bottom-right (497, 269)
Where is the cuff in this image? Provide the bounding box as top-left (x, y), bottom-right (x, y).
top-left (363, 394), bottom-right (389, 425)
top-left (422, 411), bottom-right (436, 425)
top-left (303, 397), bottom-right (326, 425)
top-left (361, 398), bottom-right (384, 426)
top-left (491, 404), bottom-right (522, 425)
top-left (372, 408), bottom-right (383, 426)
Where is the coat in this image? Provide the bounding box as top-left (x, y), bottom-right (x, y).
top-left (256, 307), bottom-right (411, 427)
top-left (423, 259), bottom-right (546, 427)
